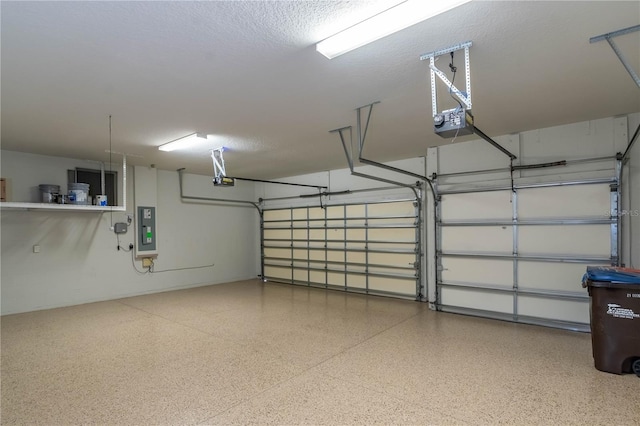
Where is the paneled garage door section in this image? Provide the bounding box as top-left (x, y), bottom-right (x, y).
top-left (262, 199), bottom-right (421, 299)
top-left (436, 179), bottom-right (617, 331)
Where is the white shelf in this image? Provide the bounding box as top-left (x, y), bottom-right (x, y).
top-left (0, 202), bottom-right (126, 212)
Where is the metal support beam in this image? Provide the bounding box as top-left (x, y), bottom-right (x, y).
top-left (355, 104), bottom-right (425, 182)
top-left (437, 155), bottom-right (615, 178)
top-left (589, 24), bottom-right (640, 43)
top-left (230, 176), bottom-right (327, 190)
top-left (473, 125), bottom-right (517, 160)
top-left (352, 102), bottom-right (437, 200)
top-left (364, 204), bottom-right (369, 294)
top-left (122, 155), bottom-right (127, 212)
top-left (512, 160), bottom-right (566, 171)
top-left (428, 64), bottom-right (472, 110)
top-left (434, 175), bottom-right (443, 310)
top-left (356, 101), bottom-right (379, 155)
top-left (604, 36), bottom-right (640, 87)
top-left (330, 125), bottom-right (420, 194)
top-left (612, 157), bottom-right (622, 266)
top-left (439, 218), bottom-right (615, 226)
top-left (420, 40), bottom-right (474, 61)
top-left (512, 188), bottom-right (519, 321)
top-left (331, 126), bottom-right (355, 171)
top-left (590, 24), bottom-right (640, 88)
top-left (438, 177), bottom-right (616, 195)
top-left (210, 146), bottom-right (327, 190)
top-left (440, 251), bottom-right (611, 264)
top-left (343, 205), bottom-right (348, 291)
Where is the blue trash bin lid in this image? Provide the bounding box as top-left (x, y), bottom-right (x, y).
top-left (583, 266), bottom-right (640, 286)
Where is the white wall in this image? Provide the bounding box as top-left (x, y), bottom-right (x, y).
top-left (159, 170), bottom-right (258, 282)
top-left (1, 151), bottom-right (259, 314)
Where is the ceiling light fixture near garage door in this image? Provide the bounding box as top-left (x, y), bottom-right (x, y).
top-left (158, 133), bottom-right (208, 152)
top-left (316, 0), bottom-right (472, 59)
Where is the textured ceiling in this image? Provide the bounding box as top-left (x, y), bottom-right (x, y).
top-left (2, 1), bottom-right (639, 179)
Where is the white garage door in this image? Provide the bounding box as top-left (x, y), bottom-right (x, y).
top-left (436, 177), bottom-right (618, 331)
top-left (262, 199), bottom-right (421, 299)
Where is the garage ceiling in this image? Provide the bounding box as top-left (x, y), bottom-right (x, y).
top-left (1, 1), bottom-right (639, 179)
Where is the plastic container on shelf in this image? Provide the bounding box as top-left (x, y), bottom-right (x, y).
top-left (38, 184), bottom-right (60, 203)
top-left (582, 266), bottom-right (640, 377)
top-left (68, 182), bottom-right (90, 205)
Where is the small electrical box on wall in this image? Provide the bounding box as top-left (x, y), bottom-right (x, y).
top-left (137, 206), bottom-right (156, 252)
top-left (113, 222), bottom-right (128, 234)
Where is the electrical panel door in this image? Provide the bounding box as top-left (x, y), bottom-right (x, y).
top-left (137, 206), bottom-right (156, 252)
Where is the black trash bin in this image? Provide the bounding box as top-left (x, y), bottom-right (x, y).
top-left (583, 266), bottom-right (640, 376)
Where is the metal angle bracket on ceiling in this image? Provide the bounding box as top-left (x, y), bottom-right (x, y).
top-left (420, 41), bottom-right (473, 116)
top-left (420, 42), bottom-right (476, 143)
top-left (590, 24), bottom-right (640, 88)
top-left (211, 148), bottom-right (235, 187)
top-left (329, 101), bottom-right (434, 197)
top-left (329, 123), bottom-right (422, 199)
top-left (356, 102), bottom-right (437, 200)
top-left (329, 124), bottom-right (420, 193)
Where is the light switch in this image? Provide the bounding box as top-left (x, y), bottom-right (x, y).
top-left (33, 245), bottom-right (40, 253)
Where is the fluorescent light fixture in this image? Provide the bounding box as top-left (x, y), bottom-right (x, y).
top-left (316, 0), bottom-right (472, 59)
top-left (158, 133), bottom-right (208, 152)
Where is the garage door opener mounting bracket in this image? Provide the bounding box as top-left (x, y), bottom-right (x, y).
top-left (420, 41), bottom-right (517, 161)
top-left (590, 24), bottom-right (640, 88)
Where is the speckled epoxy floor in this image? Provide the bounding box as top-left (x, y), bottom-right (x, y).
top-left (2, 279), bottom-right (639, 425)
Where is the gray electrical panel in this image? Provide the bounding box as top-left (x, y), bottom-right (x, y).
top-left (137, 206), bottom-right (156, 252)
